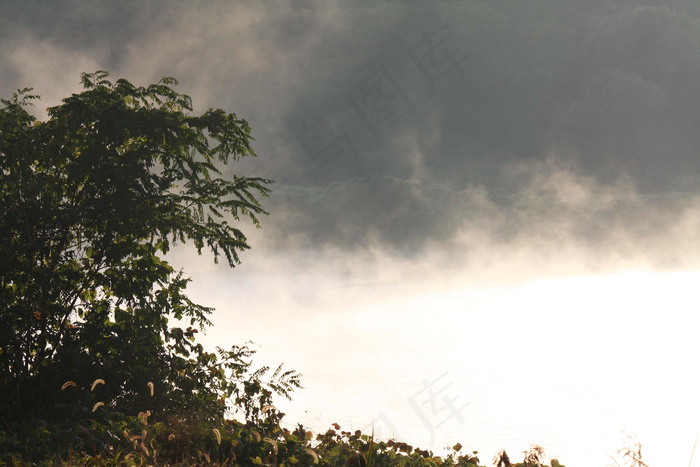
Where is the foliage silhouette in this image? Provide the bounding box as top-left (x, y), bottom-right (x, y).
top-left (0, 72), bottom-right (304, 458)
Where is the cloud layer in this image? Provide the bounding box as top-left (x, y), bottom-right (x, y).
top-left (3, 0), bottom-right (700, 265)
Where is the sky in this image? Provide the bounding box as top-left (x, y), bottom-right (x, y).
top-left (3, 1), bottom-right (700, 465)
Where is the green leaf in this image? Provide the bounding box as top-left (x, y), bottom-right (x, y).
top-left (0, 71), bottom-right (273, 428)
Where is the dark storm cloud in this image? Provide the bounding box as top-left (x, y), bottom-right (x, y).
top-left (253, 1), bottom-right (700, 256)
top-left (3, 0), bottom-right (700, 257)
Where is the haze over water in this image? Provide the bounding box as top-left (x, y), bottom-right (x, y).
top-left (177, 253), bottom-right (700, 467)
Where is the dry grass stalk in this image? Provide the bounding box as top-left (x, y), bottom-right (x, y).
top-left (304, 447), bottom-right (319, 464)
top-left (263, 437), bottom-right (278, 455)
top-left (61, 381), bottom-right (77, 390)
top-left (138, 410), bottom-right (151, 425)
top-left (90, 378), bottom-right (105, 391)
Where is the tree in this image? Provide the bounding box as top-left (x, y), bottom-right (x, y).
top-left (0, 71), bottom-right (292, 432)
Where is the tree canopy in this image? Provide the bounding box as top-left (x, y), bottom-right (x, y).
top-left (0, 71), bottom-right (296, 435)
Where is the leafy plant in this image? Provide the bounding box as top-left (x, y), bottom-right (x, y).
top-left (0, 71), bottom-right (279, 459)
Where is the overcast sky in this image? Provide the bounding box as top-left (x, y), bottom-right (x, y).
top-left (5, 1), bottom-right (700, 265)
top-left (4, 1), bottom-right (700, 465)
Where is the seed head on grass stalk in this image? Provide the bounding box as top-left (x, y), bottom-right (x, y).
top-left (91, 379), bottom-right (105, 392)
